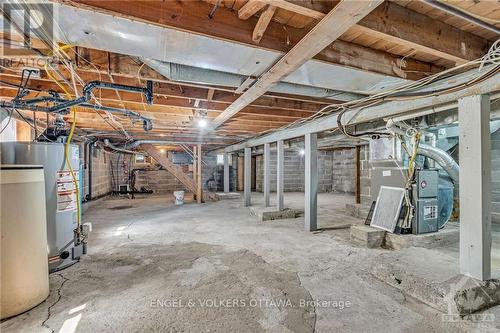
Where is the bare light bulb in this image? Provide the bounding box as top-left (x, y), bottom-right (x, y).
top-left (197, 118), bottom-right (207, 128)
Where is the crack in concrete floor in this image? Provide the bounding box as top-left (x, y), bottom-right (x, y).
top-left (3, 193), bottom-right (500, 333)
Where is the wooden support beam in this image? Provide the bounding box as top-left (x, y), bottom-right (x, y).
top-left (238, 0), bottom-right (267, 20)
top-left (141, 144), bottom-right (197, 194)
top-left (221, 68), bottom-right (500, 153)
top-left (458, 94), bottom-right (492, 281)
top-left (252, 5), bottom-right (277, 43)
top-left (210, 0), bottom-right (384, 128)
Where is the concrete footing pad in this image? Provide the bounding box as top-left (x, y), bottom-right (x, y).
top-left (215, 192), bottom-right (241, 200)
top-left (248, 206), bottom-right (303, 221)
top-left (349, 224), bottom-right (459, 250)
top-left (371, 247), bottom-right (500, 315)
top-left (350, 225), bottom-right (385, 248)
top-left (384, 225), bottom-right (459, 250)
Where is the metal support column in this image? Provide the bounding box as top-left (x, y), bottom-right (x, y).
top-left (244, 147), bottom-right (251, 206)
top-left (263, 143), bottom-right (271, 207)
top-left (305, 133), bottom-right (318, 231)
top-left (223, 153), bottom-right (230, 193)
top-left (458, 94), bottom-right (491, 281)
top-left (277, 140), bottom-right (284, 211)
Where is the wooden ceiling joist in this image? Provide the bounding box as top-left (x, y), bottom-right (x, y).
top-left (252, 4), bottom-right (277, 43)
top-left (69, 0), bottom-right (443, 80)
top-left (209, 0), bottom-right (385, 129)
top-left (248, 0), bottom-right (490, 64)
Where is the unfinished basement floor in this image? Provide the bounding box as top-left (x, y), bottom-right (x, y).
top-left (3, 193), bottom-right (500, 333)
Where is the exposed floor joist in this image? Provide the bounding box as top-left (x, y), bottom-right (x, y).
top-left (244, 1), bottom-right (491, 64)
top-left (67, 0), bottom-right (443, 80)
top-left (209, 0), bottom-right (385, 129)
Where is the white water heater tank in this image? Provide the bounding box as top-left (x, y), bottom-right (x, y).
top-left (0, 165), bottom-right (49, 319)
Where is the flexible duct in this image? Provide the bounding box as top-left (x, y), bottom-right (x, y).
top-left (417, 144), bottom-right (459, 185)
top-left (386, 120), bottom-right (459, 184)
top-left (142, 59), bottom-right (364, 102)
top-left (103, 139), bottom-right (144, 155)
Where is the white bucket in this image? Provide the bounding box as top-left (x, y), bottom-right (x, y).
top-left (173, 191), bottom-right (184, 205)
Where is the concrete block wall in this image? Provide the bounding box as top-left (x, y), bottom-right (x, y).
top-left (255, 150), bottom-right (305, 192)
top-left (82, 146), bottom-right (114, 200)
top-left (91, 148), bottom-right (114, 197)
top-left (318, 151), bottom-right (334, 192)
top-left (331, 149), bottom-right (356, 193)
top-left (111, 151), bottom-right (218, 194)
top-left (254, 148), bottom-right (357, 194)
top-left (359, 145), bottom-right (372, 205)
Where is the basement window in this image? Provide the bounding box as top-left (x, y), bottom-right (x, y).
top-left (216, 154), bottom-right (232, 166)
top-left (135, 154), bottom-right (146, 164)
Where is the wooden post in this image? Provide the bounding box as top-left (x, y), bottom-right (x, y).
top-left (304, 133), bottom-right (318, 231)
top-left (458, 94), bottom-right (491, 280)
top-left (197, 144), bottom-right (202, 204)
top-left (276, 140), bottom-right (284, 210)
top-left (355, 146), bottom-right (361, 204)
top-left (237, 156), bottom-right (244, 191)
top-left (193, 145), bottom-right (197, 200)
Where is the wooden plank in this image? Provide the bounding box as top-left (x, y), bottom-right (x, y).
top-left (267, 0), bottom-right (325, 20)
top-left (355, 2), bottom-right (490, 64)
top-left (238, 0), bottom-right (266, 19)
top-left (141, 144), bottom-right (198, 194)
top-left (252, 5), bottom-right (277, 43)
top-left (210, 0), bottom-right (384, 128)
top-left (246, 0), bottom-right (490, 63)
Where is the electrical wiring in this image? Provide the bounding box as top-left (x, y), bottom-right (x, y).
top-left (44, 45), bottom-right (82, 238)
top-left (260, 41), bottom-right (500, 140)
top-left (12, 109), bottom-right (54, 142)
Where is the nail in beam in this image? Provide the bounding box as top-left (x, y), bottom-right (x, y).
top-left (304, 133), bottom-right (318, 231)
top-left (458, 94), bottom-right (492, 281)
top-left (223, 153), bottom-right (230, 193)
top-left (244, 147), bottom-right (252, 207)
top-left (277, 140), bottom-right (284, 211)
top-left (263, 143), bottom-right (271, 207)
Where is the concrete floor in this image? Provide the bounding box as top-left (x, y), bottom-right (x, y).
top-left (3, 192), bottom-right (500, 332)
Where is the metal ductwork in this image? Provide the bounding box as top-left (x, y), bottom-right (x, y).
top-left (123, 140), bottom-right (209, 149)
top-left (142, 59), bottom-right (364, 102)
top-left (386, 120), bottom-right (460, 184)
top-left (417, 144), bottom-right (460, 185)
